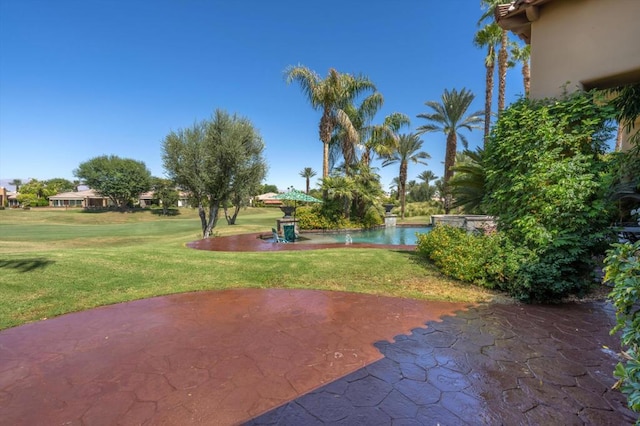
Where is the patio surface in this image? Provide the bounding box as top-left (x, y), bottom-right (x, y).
top-left (0, 288), bottom-right (635, 425)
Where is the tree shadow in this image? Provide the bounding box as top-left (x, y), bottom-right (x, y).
top-left (150, 208), bottom-right (181, 216)
top-left (0, 258), bottom-right (55, 273)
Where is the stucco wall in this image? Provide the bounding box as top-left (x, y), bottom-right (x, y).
top-left (530, 0), bottom-right (640, 99)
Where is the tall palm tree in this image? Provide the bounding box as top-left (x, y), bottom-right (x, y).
top-left (9, 178), bottom-right (22, 192)
top-left (299, 167), bottom-right (317, 194)
top-left (509, 42), bottom-right (531, 97)
top-left (480, 0), bottom-right (512, 114)
top-left (381, 133), bottom-right (430, 219)
top-left (416, 88), bottom-right (483, 192)
top-left (474, 22), bottom-right (502, 143)
top-left (285, 65), bottom-right (377, 178)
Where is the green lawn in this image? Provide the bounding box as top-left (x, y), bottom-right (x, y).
top-left (0, 207), bottom-right (500, 330)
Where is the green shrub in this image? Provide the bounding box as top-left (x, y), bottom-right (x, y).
top-left (605, 241), bottom-right (640, 418)
top-left (416, 225), bottom-right (522, 290)
top-left (402, 201), bottom-right (443, 218)
top-left (483, 91), bottom-right (616, 301)
top-left (361, 206), bottom-right (383, 228)
top-left (296, 205), bottom-right (334, 229)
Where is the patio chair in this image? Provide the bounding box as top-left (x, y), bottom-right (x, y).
top-left (283, 224), bottom-right (296, 243)
top-left (272, 228), bottom-right (287, 243)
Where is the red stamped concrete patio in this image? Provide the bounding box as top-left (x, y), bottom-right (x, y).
top-left (1, 288), bottom-right (636, 425)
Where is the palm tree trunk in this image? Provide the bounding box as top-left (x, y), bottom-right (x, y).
top-left (305, 178), bottom-right (310, 194)
top-left (522, 59), bottom-right (530, 98)
top-left (444, 131), bottom-right (457, 186)
top-left (616, 122), bottom-right (624, 151)
top-left (322, 142), bottom-right (329, 178)
top-left (483, 58), bottom-right (495, 144)
top-left (400, 163), bottom-right (407, 219)
top-left (498, 28), bottom-right (508, 114)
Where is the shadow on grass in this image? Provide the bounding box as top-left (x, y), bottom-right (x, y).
top-left (80, 207), bottom-right (181, 216)
top-left (0, 258), bottom-right (55, 273)
top-left (150, 209), bottom-right (181, 216)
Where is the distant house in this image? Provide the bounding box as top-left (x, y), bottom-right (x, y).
top-left (138, 191), bottom-right (157, 208)
top-left (255, 192), bottom-right (283, 206)
top-left (0, 188), bottom-right (20, 207)
top-left (48, 189), bottom-right (112, 208)
top-left (496, 0), bottom-right (640, 149)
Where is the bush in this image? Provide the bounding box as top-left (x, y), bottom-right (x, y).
top-left (402, 201), bottom-right (443, 218)
top-left (361, 205), bottom-right (383, 228)
top-left (483, 91), bottom-right (616, 301)
top-left (605, 241), bottom-right (640, 417)
top-left (417, 225), bottom-right (523, 290)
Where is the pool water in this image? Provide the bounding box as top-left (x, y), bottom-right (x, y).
top-left (305, 226), bottom-right (431, 245)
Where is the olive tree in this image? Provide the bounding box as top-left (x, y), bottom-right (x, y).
top-left (74, 156), bottom-right (152, 208)
top-left (162, 109), bottom-right (267, 237)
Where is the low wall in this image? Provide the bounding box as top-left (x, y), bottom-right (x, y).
top-left (430, 215), bottom-right (496, 233)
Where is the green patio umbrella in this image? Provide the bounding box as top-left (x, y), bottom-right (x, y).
top-left (274, 190), bottom-right (322, 241)
top-left (274, 189), bottom-right (323, 204)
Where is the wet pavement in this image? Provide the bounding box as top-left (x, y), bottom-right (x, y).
top-left (0, 289), bottom-right (635, 425)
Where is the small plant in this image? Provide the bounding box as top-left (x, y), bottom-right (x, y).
top-left (605, 241), bottom-right (640, 420)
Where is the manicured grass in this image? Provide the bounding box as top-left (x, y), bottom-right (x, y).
top-left (0, 207), bottom-right (501, 330)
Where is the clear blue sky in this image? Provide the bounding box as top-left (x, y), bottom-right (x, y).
top-left (0, 0), bottom-right (525, 193)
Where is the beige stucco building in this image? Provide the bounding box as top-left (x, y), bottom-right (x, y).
top-left (497, 0), bottom-right (640, 148)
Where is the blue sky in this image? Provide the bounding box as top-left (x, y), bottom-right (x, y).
top-left (0, 0), bottom-right (525, 193)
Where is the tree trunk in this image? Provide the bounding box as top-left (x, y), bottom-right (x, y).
top-left (198, 203), bottom-right (208, 237)
top-left (444, 132), bottom-right (457, 187)
top-left (203, 201), bottom-right (221, 238)
top-left (522, 59), bottom-right (530, 97)
top-left (483, 57), bottom-right (495, 145)
top-left (498, 28), bottom-right (508, 114)
top-left (616, 122), bottom-right (624, 151)
top-left (322, 141), bottom-right (330, 178)
top-left (305, 178), bottom-right (310, 194)
top-left (320, 110), bottom-right (333, 178)
top-left (224, 203), bottom-right (241, 225)
top-left (400, 163), bottom-right (407, 219)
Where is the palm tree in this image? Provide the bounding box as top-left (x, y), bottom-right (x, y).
top-left (299, 167), bottom-right (317, 194)
top-left (361, 112), bottom-right (411, 167)
top-left (9, 178), bottom-right (22, 192)
top-left (449, 148), bottom-right (486, 214)
top-left (474, 22), bottom-right (502, 143)
top-left (321, 175), bottom-right (355, 219)
top-left (329, 91), bottom-right (384, 175)
top-left (417, 170), bottom-right (438, 200)
top-left (509, 42), bottom-right (531, 97)
top-left (381, 133), bottom-right (430, 219)
top-left (480, 0), bottom-right (512, 114)
top-left (416, 88), bottom-right (483, 193)
top-left (285, 65), bottom-right (377, 178)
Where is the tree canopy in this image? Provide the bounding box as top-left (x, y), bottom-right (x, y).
top-left (162, 109), bottom-right (267, 237)
top-left (74, 155), bottom-right (152, 208)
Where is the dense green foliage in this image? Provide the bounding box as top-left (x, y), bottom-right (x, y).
top-left (417, 225), bottom-right (522, 289)
top-left (16, 178), bottom-right (75, 206)
top-left (418, 91), bottom-right (617, 302)
top-left (162, 109), bottom-right (267, 237)
top-left (482, 91), bottom-right (616, 301)
top-left (605, 241), bottom-right (640, 418)
top-left (75, 155), bottom-right (152, 207)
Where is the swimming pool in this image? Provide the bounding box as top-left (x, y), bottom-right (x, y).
top-left (303, 226), bottom-right (431, 245)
